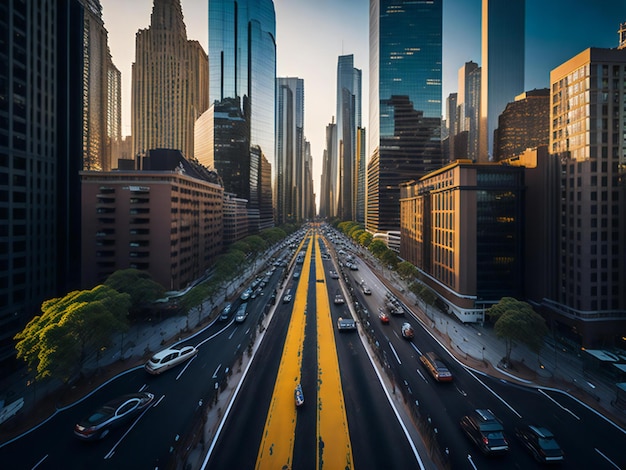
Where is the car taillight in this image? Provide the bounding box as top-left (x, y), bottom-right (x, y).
top-left (75, 424), bottom-right (96, 435)
top-left (482, 436), bottom-right (489, 445)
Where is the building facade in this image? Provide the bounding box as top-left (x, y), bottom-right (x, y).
top-left (479, 0), bottom-right (525, 161)
top-left (81, 0), bottom-right (121, 171)
top-left (400, 161), bottom-right (525, 323)
top-left (132, 0), bottom-right (208, 160)
top-left (81, 151), bottom-right (223, 291)
top-left (0, 0), bottom-right (86, 366)
top-left (275, 77), bottom-right (304, 224)
top-left (208, 0), bottom-right (276, 230)
top-left (319, 120), bottom-right (337, 219)
top-left (336, 54), bottom-right (362, 221)
top-left (367, 0), bottom-right (443, 234)
top-left (546, 46), bottom-right (626, 347)
top-left (493, 89), bottom-right (549, 161)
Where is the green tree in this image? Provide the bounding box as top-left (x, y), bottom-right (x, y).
top-left (358, 231), bottom-right (373, 247)
top-left (397, 261), bottom-right (419, 281)
top-left (486, 296), bottom-right (534, 323)
top-left (492, 298), bottom-right (548, 365)
top-left (14, 285), bottom-right (131, 382)
top-left (368, 239), bottom-right (387, 257)
top-left (380, 249), bottom-right (399, 269)
top-left (104, 268), bottom-right (165, 307)
top-left (243, 235), bottom-right (267, 254)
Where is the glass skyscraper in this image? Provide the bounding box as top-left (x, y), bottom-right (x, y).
top-left (368, 0), bottom-right (443, 233)
top-left (479, 0), bottom-right (525, 161)
top-left (208, 0), bottom-right (276, 229)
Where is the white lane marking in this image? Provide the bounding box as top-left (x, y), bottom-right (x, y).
top-left (212, 364), bottom-right (222, 379)
top-left (538, 389), bottom-right (580, 420)
top-left (595, 448), bottom-right (621, 469)
top-left (153, 394), bottom-right (166, 407)
top-left (465, 369), bottom-right (522, 418)
top-left (175, 355), bottom-right (196, 381)
top-left (104, 395), bottom-right (160, 460)
top-left (389, 341), bottom-right (402, 365)
top-left (196, 323), bottom-right (235, 348)
top-left (416, 369), bottom-right (428, 383)
top-left (31, 454), bottom-right (48, 469)
top-left (139, 383), bottom-right (148, 392)
top-left (467, 454), bottom-right (478, 470)
top-left (410, 342), bottom-right (422, 356)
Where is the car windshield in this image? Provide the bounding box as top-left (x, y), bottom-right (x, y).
top-left (538, 437), bottom-right (560, 450)
top-left (479, 422), bottom-right (503, 432)
top-left (484, 431), bottom-right (505, 441)
top-left (87, 407), bottom-right (114, 424)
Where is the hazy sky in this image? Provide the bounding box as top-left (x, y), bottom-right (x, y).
top-left (102, 0), bottom-right (625, 201)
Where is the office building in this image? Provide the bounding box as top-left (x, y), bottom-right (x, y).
top-left (546, 45), bottom-right (626, 347)
top-left (0, 0), bottom-right (87, 366)
top-left (457, 61), bottom-right (481, 161)
top-left (368, 0), bottom-right (443, 234)
top-left (336, 54), bottom-right (362, 221)
top-left (275, 77), bottom-right (304, 224)
top-left (81, 0), bottom-right (121, 171)
top-left (400, 161), bottom-right (525, 323)
top-left (223, 193), bottom-right (249, 244)
top-left (493, 89), bottom-right (549, 161)
top-left (132, 0), bottom-right (208, 160)
top-left (81, 149), bottom-right (223, 291)
top-left (479, 0), bottom-right (525, 161)
top-left (303, 139), bottom-right (316, 220)
top-left (208, 0), bottom-right (276, 230)
top-left (355, 127), bottom-right (367, 223)
top-left (319, 120), bottom-right (337, 219)
top-left (444, 93), bottom-right (457, 161)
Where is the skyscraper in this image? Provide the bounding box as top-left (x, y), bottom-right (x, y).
top-left (479, 0), bottom-right (525, 161)
top-left (81, 0), bottom-right (121, 171)
top-left (546, 44), bottom-right (626, 347)
top-left (132, 0), bottom-right (208, 160)
top-left (208, 0), bottom-right (276, 230)
top-left (0, 0), bottom-right (84, 366)
top-left (457, 61), bottom-right (481, 161)
top-left (319, 120), bottom-right (337, 219)
top-left (367, 0), bottom-right (443, 234)
top-left (275, 77), bottom-right (304, 224)
top-left (336, 54), bottom-right (362, 221)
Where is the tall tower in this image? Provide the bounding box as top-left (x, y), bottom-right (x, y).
top-left (208, 0), bottom-right (276, 230)
top-left (0, 0), bottom-right (85, 365)
top-left (132, 0), bottom-right (208, 160)
top-left (336, 54), bottom-right (362, 221)
top-left (548, 45), bottom-right (626, 346)
top-left (457, 61), bottom-right (481, 161)
top-left (479, 0), bottom-right (525, 161)
top-left (368, 0), bottom-right (443, 233)
top-left (319, 119), bottom-right (337, 219)
top-left (275, 77), bottom-right (304, 224)
top-left (80, 0), bottom-right (121, 171)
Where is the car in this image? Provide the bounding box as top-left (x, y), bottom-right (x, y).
top-left (337, 317), bottom-right (357, 331)
top-left (293, 271), bottom-right (300, 279)
top-left (362, 284), bottom-right (372, 295)
top-left (460, 409), bottom-right (509, 454)
top-left (378, 311), bottom-right (390, 324)
top-left (74, 392), bottom-right (154, 440)
top-left (240, 287), bottom-right (252, 301)
top-left (283, 293), bottom-right (292, 303)
top-left (334, 293), bottom-right (345, 305)
top-left (420, 352), bottom-right (453, 382)
top-left (145, 345), bottom-right (198, 374)
top-left (234, 303), bottom-right (248, 322)
top-left (515, 425), bottom-right (564, 463)
top-left (269, 290), bottom-right (277, 305)
top-left (218, 303), bottom-right (232, 321)
top-left (329, 270), bottom-right (339, 279)
top-left (295, 383), bottom-right (304, 407)
top-left (401, 322), bottom-right (414, 339)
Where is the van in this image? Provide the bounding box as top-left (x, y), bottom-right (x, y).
top-left (234, 303), bottom-right (248, 323)
top-left (420, 351), bottom-right (453, 382)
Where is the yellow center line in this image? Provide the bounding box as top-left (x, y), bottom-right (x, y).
top-left (314, 232), bottom-right (353, 469)
top-left (255, 236), bottom-right (313, 470)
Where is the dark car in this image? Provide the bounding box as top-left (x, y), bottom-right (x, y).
top-left (515, 425), bottom-right (564, 463)
top-left (218, 303), bottom-right (232, 321)
top-left (460, 409), bottom-right (509, 454)
top-left (74, 392), bottom-right (154, 440)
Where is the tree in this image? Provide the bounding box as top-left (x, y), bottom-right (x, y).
top-left (486, 296), bottom-right (533, 323)
top-left (14, 285), bottom-right (131, 382)
top-left (397, 261), bottom-right (419, 281)
top-left (104, 268), bottom-right (165, 307)
top-left (358, 231), bottom-right (373, 247)
top-left (380, 249), bottom-right (399, 269)
top-left (492, 298), bottom-right (548, 366)
top-left (368, 239), bottom-right (387, 257)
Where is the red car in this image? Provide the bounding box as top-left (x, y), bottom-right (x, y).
top-left (379, 311), bottom-right (390, 324)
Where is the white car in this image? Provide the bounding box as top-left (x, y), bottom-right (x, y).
top-left (145, 345), bottom-right (198, 375)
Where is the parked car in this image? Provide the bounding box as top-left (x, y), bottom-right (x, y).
top-left (401, 322), bottom-right (414, 339)
top-left (74, 392), bottom-right (154, 440)
top-left (515, 425), bottom-right (564, 463)
top-left (460, 409), bottom-right (509, 454)
top-left (145, 345), bottom-right (198, 375)
top-left (218, 303), bottom-right (232, 321)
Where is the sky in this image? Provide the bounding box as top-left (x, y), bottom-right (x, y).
top-left (101, 0), bottom-right (625, 205)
